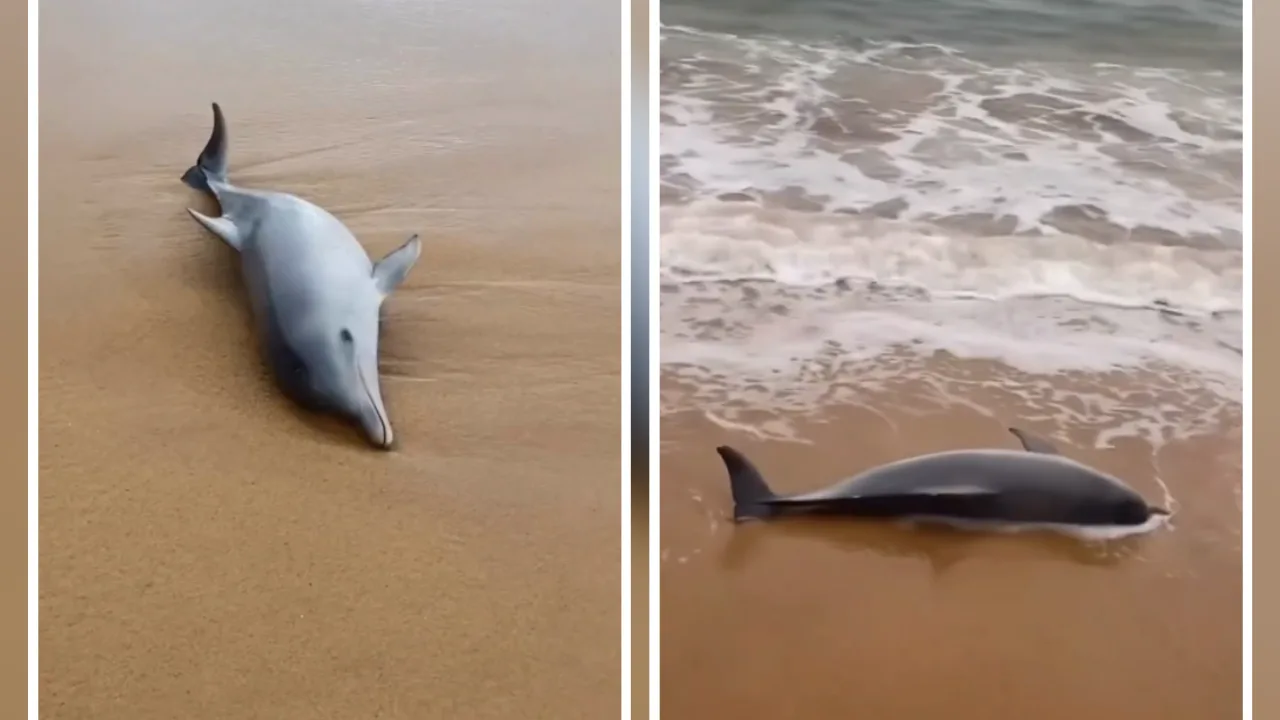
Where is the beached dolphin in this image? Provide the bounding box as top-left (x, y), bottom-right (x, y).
top-left (181, 102), bottom-right (421, 449)
top-left (717, 427), bottom-right (1170, 529)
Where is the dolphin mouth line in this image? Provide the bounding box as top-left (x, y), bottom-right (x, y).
top-left (355, 363), bottom-right (390, 448)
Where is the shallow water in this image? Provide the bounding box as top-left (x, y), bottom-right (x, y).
top-left (664, 0), bottom-right (1242, 69)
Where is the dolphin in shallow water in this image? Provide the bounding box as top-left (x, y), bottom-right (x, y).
top-left (181, 102), bottom-right (422, 449)
top-left (717, 427), bottom-right (1170, 529)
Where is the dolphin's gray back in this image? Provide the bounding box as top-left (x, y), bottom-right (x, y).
top-left (235, 192), bottom-right (372, 317)
top-left (228, 189), bottom-right (361, 256)
top-left (791, 449), bottom-right (1138, 502)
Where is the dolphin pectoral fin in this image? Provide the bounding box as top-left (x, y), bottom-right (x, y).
top-left (1008, 427), bottom-right (1060, 454)
top-left (186, 208), bottom-right (243, 251)
top-left (372, 233), bottom-right (422, 300)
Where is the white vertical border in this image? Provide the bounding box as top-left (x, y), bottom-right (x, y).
top-left (28, 0), bottom-right (40, 715)
top-left (647, 0), bottom-right (661, 718)
top-left (620, 0), bottom-right (633, 715)
top-left (1242, 0), bottom-right (1252, 716)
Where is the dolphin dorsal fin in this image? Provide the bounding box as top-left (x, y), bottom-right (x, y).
top-left (1008, 427), bottom-right (1060, 455)
top-left (372, 233), bottom-right (423, 300)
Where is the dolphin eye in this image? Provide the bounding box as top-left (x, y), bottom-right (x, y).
top-left (339, 328), bottom-right (353, 344)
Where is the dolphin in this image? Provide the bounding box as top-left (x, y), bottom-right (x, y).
top-left (716, 427), bottom-right (1170, 529)
top-left (181, 102), bottom-right (421, 449)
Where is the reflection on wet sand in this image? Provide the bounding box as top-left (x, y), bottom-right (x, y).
top-left (719, 518), bottom-right (1142, 577)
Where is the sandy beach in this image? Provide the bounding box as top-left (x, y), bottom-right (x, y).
top-left (659, 360), bottom-right (1241, 719)
top-left (39, 0), bottom-right (620, 717)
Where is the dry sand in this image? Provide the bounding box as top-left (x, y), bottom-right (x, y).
top-left (39, 0), bottom-right (620, 717)
top-left (660, 366), bottom-right (1242, 719)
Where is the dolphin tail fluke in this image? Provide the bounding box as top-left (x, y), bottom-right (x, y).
top-left (716, 445), bottom-right (780, 522)
top-left (181, 102), bottom-right (229, 195)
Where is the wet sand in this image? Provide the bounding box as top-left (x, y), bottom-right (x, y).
top-left (660, 366), bottom-right (1241, 719)
top-left (39, 0), bottom-right (620, 717)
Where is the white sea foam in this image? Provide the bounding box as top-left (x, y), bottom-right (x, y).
top-left (661, 203), bottom-right (1242, 313)
top-left (662, 25), bottom-right (1242, 242)
top-left (661, 278), bottom-right (1241, 447)
top-left (659, 25), bottom-right (1242, 435)
top-left (658, 24), bottom-right (1242, 464)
